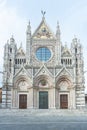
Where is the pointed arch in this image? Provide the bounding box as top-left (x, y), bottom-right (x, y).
top-left (56, 75), bottom-right (73, 90)
top-left (33, 74), bottom-right (54, 88)
top-left (14, 75), bottom-right (32, 90)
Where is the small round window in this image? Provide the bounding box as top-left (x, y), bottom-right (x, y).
top-left (36, 47), bottom-right (51, 61)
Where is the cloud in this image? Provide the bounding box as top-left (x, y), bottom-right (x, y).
top-left (0, 3), bottom-right (27, 86)
top-left (0, 0), bottom-right (7, 8)
top-left (60, 2), bottom-right (87, 90)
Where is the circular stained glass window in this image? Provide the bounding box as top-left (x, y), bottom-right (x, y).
top-left (36, 47), bottom-right (51, 61)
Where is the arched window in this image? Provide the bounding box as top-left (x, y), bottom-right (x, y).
top-left (63, 59), bottom-right (65, 64)
top-left (18, 59), bottom-right (19, 64)
top-left (9, 59), bottom-right (11, 73)
top-left (75, 48), bottom-right (77, 53)
top-left (76, 58), bottom-right (78, 68)
top-left (76, 58), bottom-right (78, 62)
top-left (61, 59), bottom-right (63, 64)
top-left (15, 59), bottom-right (17, 64)
top-left (22, 59), bottom-right (24, 63)
top-left (10, 48), bottom-right (12, 53)
top-left (68, 59), bottom-right (69, 65)
top-left (20, 59), bottom-right (21, 64)
top-left (66, 59), bottom-right (67, 65)
top-left (70, 59), bottom-right (72, 65)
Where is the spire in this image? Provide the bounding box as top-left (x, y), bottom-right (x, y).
top-left (64, 42), bottom-right (69, 52)
top-left (65, 42), bottom-right (67, 49)
top-left (10, 35), bottom-right (15, 44)
top-left (72, 35), bottom-right (78, 45)
top-left (20, 42), bottom-right (22, 48)
top-left (56, 21), bottom-right (61, 40)
top-left (26, 20), bottom-right (31, 35)
top-left (7, 40), bottom-right (9, 44)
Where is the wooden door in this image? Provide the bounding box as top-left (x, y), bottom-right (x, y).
top-left (60, 94), bottom-right (68, 109)
top-left (19, 94), bottom-right (27, 109)
top-left (39, 91), bottom-right (48, 109)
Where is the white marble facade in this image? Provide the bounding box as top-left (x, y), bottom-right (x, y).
top-left (2, 15), bottom-right (85, 109)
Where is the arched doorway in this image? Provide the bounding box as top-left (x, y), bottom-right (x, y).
top-left (60, 94), bottom-right (68, 109)
top-left (18, 80), bottom-right (28, 109)
top-left (12, 76), bottom-right (32, 109)
top-left (39, 91), bottom-right (48, 109)
top-left (56, 76), bottom-right (74, 109)
top-left (33, 75), bottom-right (54, 109)
top-left (19, 94), bottom-right (27, 109)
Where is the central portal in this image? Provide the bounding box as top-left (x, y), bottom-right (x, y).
top-left (39, 91), bottom-right (48, 109)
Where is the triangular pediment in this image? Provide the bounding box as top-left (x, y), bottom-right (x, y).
top-left (16, 47), bottom-right (25, 57)
top-left (56, 67), bottom-right (73, 79)
top-left (32, 18), bottom-right (56, 39)
top-left (62, 45), bottom-right (72, 57)
top-left (62, 50), bottom-right (71, 56)
top-left (34, 65), bottom-right (53, 78)
top-left (13, 66), bottom-right (31, 79)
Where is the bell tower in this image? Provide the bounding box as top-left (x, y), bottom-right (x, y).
top-left (71, 37), bottom-right (85, 108)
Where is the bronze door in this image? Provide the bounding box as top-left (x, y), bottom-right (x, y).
top-left (60, 94), bottom-right (68, 109)
top-left (39, 91), bottom-right (48, 109)
top-left (19, 94), bottom-right (27, 109)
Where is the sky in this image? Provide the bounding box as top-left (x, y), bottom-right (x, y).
top-left (0, 0), bottom-right (87, 91)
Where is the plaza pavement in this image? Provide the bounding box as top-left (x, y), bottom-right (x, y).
top-left (0, 109), bottom-right (87, 130)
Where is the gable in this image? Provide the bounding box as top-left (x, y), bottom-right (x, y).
top-left (62, 50), bottom-right (71, 56)
top-left (16, 47), bottom-right (25, 57)
top-left (34, 65), bottom-right (53, 78)
top-left (32, 19), bottom-right (56, 39)
top-left (56, 67), bottom-right (73, 80)
top-left (14, 66), bottom-right (31, 80)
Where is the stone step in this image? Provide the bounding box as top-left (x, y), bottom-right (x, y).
top-left (0, 109), bottom-right (87, 116)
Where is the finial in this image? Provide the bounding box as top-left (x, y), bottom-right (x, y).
top-left (74, 34), bottom-right (76, 39)
top-left (56, 21), bottom-right (61, 38)
top-left (27, 20), bottom-right (31, 34)
top-left (41, 10), bottom-right (46, 19)
top-left (57, 21), bottom-right (59, 27)
top-left (74, 35), bottom-right (78, 41)
top-left (12, 35), bottom-right (13, 38)
top-left (57, 21), bottom-right (60, 31)
top-left (10, 35), bottom-right (15, 43)
top-left (11, 35), bottom-right (14, 39)
top-left (29, 20), bottom-right (30, 26)
top-left (20, 42), bottom-right (22, 48)
top-left (27, 20), bottom-right (31, 28)
top-left (7, 40), bottom-right (9, 44)
top-left (65, 42), bottom-right (67, 48)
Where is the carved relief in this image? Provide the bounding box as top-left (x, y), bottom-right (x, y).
top-left (59, 81), bottom-right (68, 91)
top-left (18, 80), bottom-right (28, 91)
top-left (36, 27), bottom-right (51, 38)
top-left (39, 79), bottom-right (48, 88)
top-left (33, 22), bottom-right (54, 39)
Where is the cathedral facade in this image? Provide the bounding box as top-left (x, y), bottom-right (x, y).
top-left (2, 15), bottom-right (85, 109)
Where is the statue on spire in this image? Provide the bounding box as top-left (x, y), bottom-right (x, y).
top-left (41, 10), bottom-right (46, 18)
